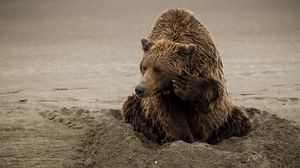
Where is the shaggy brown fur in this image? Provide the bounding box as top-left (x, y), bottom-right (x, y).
top-left (122, 9), bottom-right (251, 144)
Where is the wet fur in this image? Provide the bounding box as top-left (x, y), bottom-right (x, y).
top-left (122, 9), bottom-right (251, 144)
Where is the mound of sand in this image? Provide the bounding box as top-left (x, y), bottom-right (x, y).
top-left (40, 107), bottom-right (300, 168)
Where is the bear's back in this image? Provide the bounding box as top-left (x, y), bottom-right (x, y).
top-left (148, 9), bottom-right (213, 47)
top-left (148, 9), bottom-right (223, 78)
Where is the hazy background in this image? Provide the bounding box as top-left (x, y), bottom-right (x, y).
top-left (1, 0), bottom-right (300, 167)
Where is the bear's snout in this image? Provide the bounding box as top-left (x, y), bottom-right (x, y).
top-left (135, 84), bottom-right (145, 97)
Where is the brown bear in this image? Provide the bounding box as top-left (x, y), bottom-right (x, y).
top-left (122, 9), bottom-right (251, 144)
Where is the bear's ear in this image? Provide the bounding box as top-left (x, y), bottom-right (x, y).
top-left (141, 38), bottom-right (154, 52)
top-left (178, 44), bottom-right (196, 56)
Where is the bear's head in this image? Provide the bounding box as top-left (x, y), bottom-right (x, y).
top-left (135, 38), bottom-right (196, 98)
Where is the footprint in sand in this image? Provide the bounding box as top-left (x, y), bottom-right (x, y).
top-left (18, 99), bottom-right (28, 103)
top-left (52, 88), bottom-right (69, 91)
top-left (239, 72), bottom-right (255, 76)
top-left (39, 108), bottom-right (106, 129)
top-left (0, 90), bottom-right (23, 95)
top-left (239, 89), bottom-right (268, 97)
top-left (242, 96), bottom-right (299, 103)
top-left (37, 99), bottom-right (59, 103)
top-left (240, 93), bottom-right (257, 96)
top-left (258, 89), bottom-right (269, 91)
top-left (288, 97), bottom-right (299, 102)
top-left (51, 87), bottom-right (89, 91)
top-left (272, 84), bottom-right (285, 87)
top-left (275, 97), bottom-right (299, 102)
top-left (37, 98), bottom-right (78, 103)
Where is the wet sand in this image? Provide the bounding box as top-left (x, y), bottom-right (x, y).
top-left (0, 0), bottom-right (299, 167)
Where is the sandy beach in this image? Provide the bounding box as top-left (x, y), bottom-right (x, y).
top-left (0, 0), bottom-right (299, 167)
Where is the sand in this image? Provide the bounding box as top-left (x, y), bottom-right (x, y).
top-left (38, 107), bottom-right (300, 168)
top-left (0, 0), bottom-right (300, 167)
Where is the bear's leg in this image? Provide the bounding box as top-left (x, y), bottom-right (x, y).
top-left (172, 75), bottom-right (223, 103)
top-left (122, 94), bottom-right (165, 142)
top-left (206, 106), bottom-right (251, 144)
top-left (159, 110), bottom-right (194, 143)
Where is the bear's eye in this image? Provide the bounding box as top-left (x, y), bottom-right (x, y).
top-left (153, 67), bottom-right (162, 74)
top-left (141, 65), bottom-right (147, 73)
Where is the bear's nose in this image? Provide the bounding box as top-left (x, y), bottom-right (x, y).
top-left (135, 85), bottom-right (145, 97)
